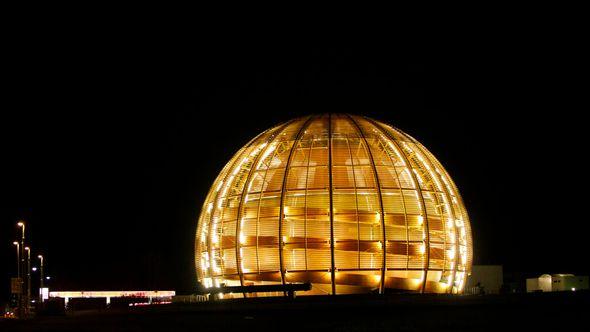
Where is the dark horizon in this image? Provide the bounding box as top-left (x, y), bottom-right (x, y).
top-left (1, 36), bottom-right (587, 302)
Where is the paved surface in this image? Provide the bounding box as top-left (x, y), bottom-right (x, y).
top-left (1, 291), bottom-right (588, 331)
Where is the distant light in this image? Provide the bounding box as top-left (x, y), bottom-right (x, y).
top-left (572, 288), bottom-right (576, 291)
top-left (32, 267), bottom-right (37, 272)
top-left (13, 241), bottom-right (18, 246)
top-left (25, 247), bottom-right (30, 251)
top-left (46, 276), bottom-right (51, 280)
top-left (17, 222), bottom-right (24, 227)
top-left (38, 255), bottom-right (43, 259)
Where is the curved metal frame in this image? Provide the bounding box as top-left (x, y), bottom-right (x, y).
top-left (234, 120), bottom-right (296, 293)
top-left (364, 116), bottom-right (431, 293)
top-left (328, 113), bottom-right (336, 295)
top-left (196, 114), bottom-right (472, 295)
top-left (201, 128), bottom-right (273, 283)
top-left (346, 114), bottom-right (387, 294)
top-left (278, 115), bottom-right (316, 292)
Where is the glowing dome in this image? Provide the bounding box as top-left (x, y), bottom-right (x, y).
top-left (195, 114), bottom-right (472, 295)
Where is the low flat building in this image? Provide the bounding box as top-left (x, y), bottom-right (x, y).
top-left (526, 274), bottom-right (588, 292)
top-left (465, 265), bottom-right (503, 294)
top-left (49, 290), bottom-right (175, 306)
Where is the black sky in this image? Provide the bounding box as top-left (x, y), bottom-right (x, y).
top-left (1, 28), bottom-right (588, 302)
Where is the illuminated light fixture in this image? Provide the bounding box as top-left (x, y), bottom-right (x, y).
top-left (448, 248), bottom-right (456, 259)
top-left (446, 218), bottom-right (454, 229)
top-left (194, 114), bottom-right (473, 296)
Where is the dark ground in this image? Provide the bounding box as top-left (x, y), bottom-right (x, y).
top-left (1, 291), bottom-right (588, 332)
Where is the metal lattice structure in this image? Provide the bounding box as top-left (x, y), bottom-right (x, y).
top-left (195, 114), bottom-right (472, 296)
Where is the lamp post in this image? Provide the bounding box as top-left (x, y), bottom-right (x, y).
top-left (17, 221), bottom-right (25, 284)
top-left (24, 246), bottom-right (31, 312)
top-left (13, 241), bottom-right (20, 280)
top-left (38, 255), bottom-right (44, 302)
top-left (17, 221), bottom-right (25, 317)
top-left (13, 241), bottom-right (21, 316)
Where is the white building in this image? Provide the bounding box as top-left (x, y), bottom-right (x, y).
top-left (526, 274), bottom-right (588, 293)
top-left (465, 265), bottom-right (503, 294)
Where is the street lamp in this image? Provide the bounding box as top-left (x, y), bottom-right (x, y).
top-left (13, 241), bottom-right (21, 316)
top-left (38, 254), bottom-right (44, 302)
top-left (17, 221), bottom-right (25, 273)
top-left (24, 247), bottom-right (31, 310)
top-left (17, 221), bottom-right (25, 317)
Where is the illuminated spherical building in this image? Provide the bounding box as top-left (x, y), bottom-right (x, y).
top-left (195, 114), bottom-right (472, 296)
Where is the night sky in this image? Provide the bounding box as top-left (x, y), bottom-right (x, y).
top-left (1, 31), bottom-right (587, 302)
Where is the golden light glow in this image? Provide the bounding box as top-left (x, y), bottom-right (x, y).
top-left (194, 114), bottom-right (473, 295)
top-left (49, 290), bottom-right (175, 298)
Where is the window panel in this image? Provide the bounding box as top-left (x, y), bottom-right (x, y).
top-left (403, 190), bottom-right (422, 215)
top-left (258, 246), bottom-right (279, 272)
top-left (356, 191), bottom-right (380, 213)
top-left (381, 190), bottom-right (405, 214)
top-left (284, 216), bottom-right (306, 239)
top-left (335, 249), bottom-right (359, 270)
top-left (359, 251), bottom-right (382, 269)
top-left (258, 169), bottom-right (280, 192)
top-left (333, 217), bottom-right (358, 241)
top-left (309, 146), bottom-right (328, 166)
top-left (286, 167), bottom-right (308, 190)
top-left (333, 166), bottom-right (355, 188)
top-left (354, 166), bottom-right (376, 188)
top-left (258, 217), bottom-right (279, 239)
top-left (359, 221), bottom-right (382, 241)
top-left (396, 168), bottom-right (415, 189)
top-left (291, 147), bottom-right (310, 167)
top-left (348, 138), bottom-right (370, 165)
top-left (307, 249), bottom-right (331, 270)
top-left (332, 138), bottom-right (350, 165)
top-left (284, 248), bottom-right (306, 270)
top-left (333, 190), bottom-right (357, 214)
top-left (376, 166), bottom-right (399, 188)
top-left (307, 166), bottom-right (329, 189)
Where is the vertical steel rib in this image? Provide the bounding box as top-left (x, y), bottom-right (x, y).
top-left (343, 123), bottom-right (361, 270)
top-left (346, 114), bottom-right (387, 294)
top-left (201, 128), bottom-right (271, 284)
top-left (278, 115), bottom-right (315, 294)
top-left (423, 143), bottom-right (470, 292)
top-left (328, 113), bottom-right (336, 295)
top-left (364, 116), bottom-right (431, 293)
top-left (409, 141), bottom-right (461, 294)
top-left (234, 119), bottom-right (295, 295)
